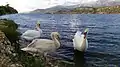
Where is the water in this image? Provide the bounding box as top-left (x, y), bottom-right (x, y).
top-left (0, 13), bottom-right (120, 66)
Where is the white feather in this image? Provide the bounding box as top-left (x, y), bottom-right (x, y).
top-left (21, 29), bottom-right (42, 41)
top-left (73, 31), bottom-right (88, 52)
top-left (21, 32), bottom-right (60, 54)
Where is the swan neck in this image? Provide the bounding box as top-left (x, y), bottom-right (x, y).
top-left (35, 25), bottom-right (41, 31)
top-left (53, 37), bottom-right (60, 48)
top-left (84, 32), bottom-right (87, 39)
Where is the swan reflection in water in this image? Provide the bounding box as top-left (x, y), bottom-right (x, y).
top-left (74, 50), bottom-right (86, 67)
top-left (73, 28), bottom-right (89, 67)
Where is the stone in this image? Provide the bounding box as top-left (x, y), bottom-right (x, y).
top-left (0, 30), bottom-right (22, 67)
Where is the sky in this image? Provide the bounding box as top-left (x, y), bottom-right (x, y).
top-left (0, 0), bottom-right (111, 13)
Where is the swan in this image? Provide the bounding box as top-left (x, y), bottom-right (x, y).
top-left (21, 21), bottom-right (42, 41)
top-left (21, 32), bottom-right (60, 54)
top-left (73, 28), bottom-right (89, 52)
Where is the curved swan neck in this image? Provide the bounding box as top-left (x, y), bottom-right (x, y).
top-left (53, 37), bottom-right (60, 48)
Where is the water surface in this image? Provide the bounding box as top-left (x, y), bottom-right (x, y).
top-left (0, 13), bottom-right (120, 67)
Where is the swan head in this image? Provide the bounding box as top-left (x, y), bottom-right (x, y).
top-left (83, 28), bottom-right (89, 39)
top-left (36, 20), bottom-right (40, 27)
top-left (51, 32), bottom-right (60, 41)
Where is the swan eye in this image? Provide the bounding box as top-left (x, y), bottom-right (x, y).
top-left (57, 35), bottom-right (60, 39)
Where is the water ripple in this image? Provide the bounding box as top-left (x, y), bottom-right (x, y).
top-left (0, 14), bottom-right (120, 66)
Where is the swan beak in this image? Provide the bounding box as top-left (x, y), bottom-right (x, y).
top-left (84, 28), bottom-right (89, 33)
top-left (37, 20), bottom-right (40, 24)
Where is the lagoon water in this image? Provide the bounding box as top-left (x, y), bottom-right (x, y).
top-left (0, 13), bottom-right (120, 67)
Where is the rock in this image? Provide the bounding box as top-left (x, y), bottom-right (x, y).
top-left (0, 30), bottom-right (13, 54)
top-left (29, 53), bottom-right (74, 67)
top-left (0, 30), bottom-right (22, 67)
top-left (0, 19), bottom-right (73, 67)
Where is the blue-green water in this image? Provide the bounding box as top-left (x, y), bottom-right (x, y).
top-left (0, 13), bottom-right (120, 66)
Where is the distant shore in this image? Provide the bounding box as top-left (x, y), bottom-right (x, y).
top-left (50, 5), bottom-right (120, 14)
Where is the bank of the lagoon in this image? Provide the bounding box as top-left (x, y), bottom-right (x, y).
top-left (1, 13), bottom-right (120, 66)
top-left (32, 5), bottom-right (120, 14)
top-left (55, 5), bottom-right (120, 14)
top-left (0, 5), bottom-right (74, 67)
top-left (0, 19), bottom-right (73, 67)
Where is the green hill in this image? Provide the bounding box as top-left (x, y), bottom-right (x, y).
top-left (0, 4), bottom-right (18, 16)
top-left (55, 5), bottom-right (120, 14)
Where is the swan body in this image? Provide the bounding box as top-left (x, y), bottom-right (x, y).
top-left (21, 29), bottom-right (42, 41)
top-left (73, 29), bottom-right (88, 52)
top-left (21, 21), bottom-right (42, 41)
top-left (21, 32), bottom-right (60, 54)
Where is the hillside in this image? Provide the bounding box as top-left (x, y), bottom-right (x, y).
top-left (31, 5), bottom-right (120, 14)
top-left (0, 4), bottom-right (18, 16)
top-left (30, 5), bottom-right (74, 14)
top-left (31, 0), bottom-right (120, 14)
top-left (59, 5), bottom-right (120, 14)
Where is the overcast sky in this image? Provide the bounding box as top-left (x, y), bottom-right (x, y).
top-left (0, 0), bottom-right (113, 13)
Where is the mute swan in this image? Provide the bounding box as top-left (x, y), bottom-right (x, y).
top-left (21, 32), bottom-right (60, 54)
top-left (21, 21), bottom-right (42, 41)
top-left (73, 28), bottom-right (89, 52)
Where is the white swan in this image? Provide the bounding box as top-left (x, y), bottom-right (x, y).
top-left (21, 21), bottom-right (42, 41)
top-left (73, 28), bottom-right (89, 52)
top-left (21, 32), bottom-right (60, 54)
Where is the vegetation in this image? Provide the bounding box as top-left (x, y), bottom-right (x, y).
top-left (0, 19), bottom-right (73, 67)
top-left (55, 5), bottom-right (120, 14)
top-left (0, 4), bottom-right (18, 16)
top-left (0, 19), bottom-right (45, 67)
top-left (0, 19), bottom-right (20, 43)
top-left (96, 5), bottom-right (120, 14)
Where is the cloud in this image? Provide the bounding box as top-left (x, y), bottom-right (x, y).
top-left (0, 0), bottom-right (102, 12)
top-left (7, 0), bottom-right (65, 12)
top-left (0, 0), bottom-right (9, 5)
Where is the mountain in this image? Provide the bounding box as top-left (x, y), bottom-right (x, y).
top-left (30, 0), bottom-right (120, 14)
top-left (30, 5), bottom-right (75, 13)
top-left (31, 9), bottom-right (46, 13)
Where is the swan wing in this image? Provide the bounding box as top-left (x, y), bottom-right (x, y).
top-left (22, 30), bottom-right (40, 37)
top-left (25, 39), bottom-right (56, 52)
top-left (36, 39), bottom-right (56, 50)
top-left (73, 31), bottom-right (82, 48)
top-left (21, 30), bottom-right (41, 40)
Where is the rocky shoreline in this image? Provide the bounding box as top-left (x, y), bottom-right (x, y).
top-left (0, 19), bottom-right (74, 67)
